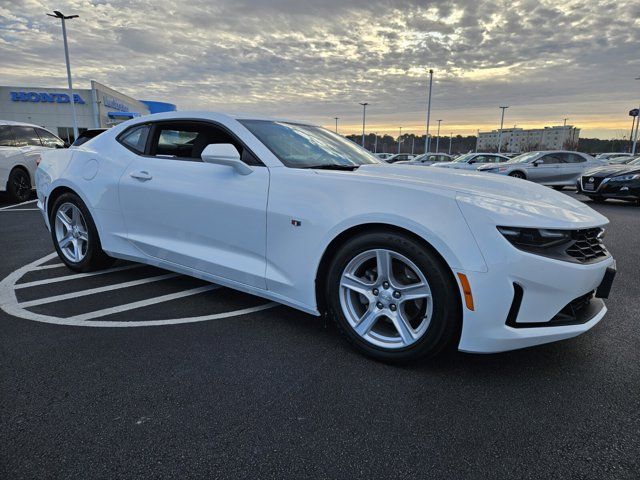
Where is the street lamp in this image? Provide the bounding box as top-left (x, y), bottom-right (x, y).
top-left (424, 69), bottom-right (433, 153)
top-left (563, 118), bottom-right (568, 127)
top-left (497, 106), bottom-right (509, 153)
top-left (359, 102), bottom-right (368, 147)
top-left (632, 77), bottom-right (640, 156)
top-left (47, 10), bottom-right (80, 140)
top-left (397, 127), bottom-right (402, 154)
top-left (373, 133), bottom-right (378, 153)
top-left (435, 119), bottom-right (442, 152)
top-left (448, 132), bottom-right (453, 154)
top-left (334, 117), bottom-right (339, 134)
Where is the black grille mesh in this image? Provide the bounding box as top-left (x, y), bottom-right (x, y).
top-left (565, 228), bottom-right (608, 263)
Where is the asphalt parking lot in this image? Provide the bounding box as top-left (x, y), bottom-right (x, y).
top-left (1, 191), bottom-right (638, 479)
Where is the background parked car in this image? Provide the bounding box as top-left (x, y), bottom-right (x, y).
top-left (577, 157), bottom-right (640, 204)
top-left (395, 152), bottom-right (453, 166)
top-left (71, 128), bottom-right (108, 147)
top-left (0, 120), bottom-right (66, 202)
top-left (373, 153), bottom-right (393, 161)
top-left (432, 152), bottom-right (510, 170)
top-left (384, 153), bottom-right (415, 163)
top-left (477, 151), bottom-right (606, 188)
top-left (596, 152), bottom-right (635, 163)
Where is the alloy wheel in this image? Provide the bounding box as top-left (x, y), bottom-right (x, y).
top-left (339, 249), bottom-right (433, 349)
top-left (54, 202), bottom-right (89, 263)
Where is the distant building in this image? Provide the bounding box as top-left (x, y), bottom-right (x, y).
top-left (477, 125), bottom-right (580, 153)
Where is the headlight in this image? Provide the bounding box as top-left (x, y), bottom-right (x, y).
top-left (497, 226), bottom-right (572, 249)
top-left (610, 173), bottom-right (640, 182)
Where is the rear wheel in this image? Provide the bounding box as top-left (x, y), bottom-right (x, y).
top-left (6, 168), bottom-right (31, 203)
top-left (326, 231), bottom-right (461, 362)
top-left (50, 192), bottom-right (114, 272)
top-left (509, 171), bottom-right (526, 179)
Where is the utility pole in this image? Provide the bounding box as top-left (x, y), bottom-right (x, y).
top-left (397, 127), bottom-right (402, 154)
top-left (359, 103), bottom-right (368, 148)
top-left (497, 106), bottom-right (509, 153)
top-left (448, 132), bottom-right (453, 154)
top-left (435, 119), bottom-right (442, 152)
top-left (424, 69), bottom-right (433, 153)
top-left (47, 10), bottom-right (80, 140)
top-left (334, 117), bottom-right (339, 133)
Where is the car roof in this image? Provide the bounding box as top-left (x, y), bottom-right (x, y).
top-left (129, 110), bottom-right (318, 127)
top-left (0, 119), bottom-right (42, 128)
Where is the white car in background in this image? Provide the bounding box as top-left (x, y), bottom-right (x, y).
top-left (477, 151), bottom-right (607, 188)
top-left (433, 152), bottom-right (510, 170)
top-left (36, 111), bottom-right (616, 361)
top-left (384, 153), bottom-right (415, 163)
top-left (596, 152), bottom-right (634, 163)
top-left (374, 153), bottom-right (393, 161)
top-left (1, 120), bottom-right (66, 202)
top-left (396, 153), bottom-right (453, 166)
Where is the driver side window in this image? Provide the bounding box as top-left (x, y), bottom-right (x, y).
top-left (540, 153), bottom-right (562, 164)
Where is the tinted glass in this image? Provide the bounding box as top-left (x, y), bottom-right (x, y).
top-left (36, 128), bottom-right (65, 148)
top-left (0, 126), bottom-right (15, 147)
top-left (12, 126), bottom-right (42, 147)
top-left (540, 153), bottom-right (563, 164)
top-left (240, 120), bottom-right (379, 168)
top-left (566, 153), bottom-right (586, 163)
top-left (119, 125), bottom-right (150, 154)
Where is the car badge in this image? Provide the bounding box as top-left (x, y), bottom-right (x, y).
top-left (588, 177), bottom-right (594, 183)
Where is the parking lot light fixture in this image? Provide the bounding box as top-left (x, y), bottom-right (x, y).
top-left (632, 77), bottom-right (640, 156)
top-left (497, 106), bottom-right (509, 153)
top-left (424, 69), bottom-right (433, 153)
top-left (435, 120), bottom-right (442, 152)
top-left (334, 117), bottom-right (339, 134)
top-left (397, 127), bottom-right (402, 154)
top-left (359, 103), bottom-right (368, 147)
top-left (47, 10), bottom-right (80, 141)
top-left (373, 133), bottom-right (378, 153)
top-left (449, 132), bottom-right (453, 154)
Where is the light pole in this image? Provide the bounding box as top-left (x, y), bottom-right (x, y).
top-left (435, 119), bottom-right (442, 152)
top-left (47, 10), bottom-right (79, 141)
top-left (411, 136), bottom-right (415, 155)
top-left (374, 133), bottom-right (378, 153)
top-left (334, 117), bottom-right (339, 133)
top-left (424, 69), bottom-right (433, 153)
top-left (359, 102), bottom-right (368, 148)
top-left (476, 129), bottom-right (479, 152)
top-left (497, 106), bottom-right (509, 153)
top-left (397, 127), bottom-right (402, 154)
top-left (563, 118), bottom-right (568, 127)
top-left (448, 132), bottom-right (453, 154)
top-left (629, 113), bottom-right (637, 153)
top-left (632, 77), bottom-right (640, 156)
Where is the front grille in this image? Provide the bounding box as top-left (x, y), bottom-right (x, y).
top-left (581, 176), bottom-right (605, 190)
top-left (565, 228), bottom-right (608, 263)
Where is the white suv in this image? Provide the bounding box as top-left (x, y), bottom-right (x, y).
top-left (0, 121), bottom-right (66, 202)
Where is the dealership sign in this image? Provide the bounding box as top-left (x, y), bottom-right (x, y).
top-left (103, 95), bottom-right (130, 112)
top-left (10, 91), bottom-right (85, 104)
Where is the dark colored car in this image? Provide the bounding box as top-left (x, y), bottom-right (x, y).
top-left (577, 157), bottom-right (640, 204)
top-left (71, 128), bottom-right (107, 147)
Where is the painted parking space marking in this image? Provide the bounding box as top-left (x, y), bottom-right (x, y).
top-left (0, 253), bottom-right (277, 327)
top-left (15, 263), bottom-right (142, 289)
top-left (0, 199), bottom-right (37, 211)
top-left (18, 272), bottom-right (180, 308)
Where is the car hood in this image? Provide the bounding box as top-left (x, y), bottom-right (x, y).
top-left (583, 165), bottom-right (640, 177)
top-left (350, 164), bottom-right (607, 227)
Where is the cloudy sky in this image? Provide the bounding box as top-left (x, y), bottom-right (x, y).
top-left (1, 0), bottom-right (638, 138)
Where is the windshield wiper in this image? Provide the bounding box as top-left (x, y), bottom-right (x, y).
top-left (301, 164), bottom-right (360, 171)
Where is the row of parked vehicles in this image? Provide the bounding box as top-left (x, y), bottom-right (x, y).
top-left (374, 150), bottom-right (639, 203)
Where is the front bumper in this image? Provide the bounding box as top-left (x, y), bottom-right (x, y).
top-left (577, 177), bottom-right (640, 200)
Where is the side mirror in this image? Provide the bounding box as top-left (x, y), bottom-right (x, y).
top-left (468, 159), bottom-right (477, 164)
top-left (61, 142), bottom-right (70, 149)
top-left (201, 144), bottom-right (253, 175)
top-left (533, 159), bottom-right (544, 166)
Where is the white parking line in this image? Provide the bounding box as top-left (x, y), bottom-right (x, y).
top-left (18, 272), bottom-right (181, 308)
top-left (15, 264), bottom-right (142, 289)
top-left (65, 284), bottom-right (220, 322)
top-left (0, 199), bottom-right (37, 211)
top-left (32, 263), bottom-right (65, 270)
top-left (0, 208), bottom-right (40, 212)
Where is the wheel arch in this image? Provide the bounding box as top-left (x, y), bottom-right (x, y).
top-left (509, 169), bottom-right (527, 178)
top-left (7, 164), bottom-right (31, 188)
top-left (314, 222), bottom-right (462, 316)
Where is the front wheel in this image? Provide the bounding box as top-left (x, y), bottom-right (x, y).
top-left (326, 231), bottom-right (461, 362)
top-left (6, 168), bottom-right (32, 203)
top-left (50, 192), bottom-right (114, 272)
top-left (509, 171), bottom-right (526, 179)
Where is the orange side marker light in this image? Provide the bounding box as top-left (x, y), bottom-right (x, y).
top-left (457, 273), bottom-right (475, 311)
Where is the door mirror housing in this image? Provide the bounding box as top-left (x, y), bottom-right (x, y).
top-left (201, 144), bottom-right (253, 175)
top-left (533, 159), bottom-right (544, 166)
top-left (468, 159), bottom-right (477, 164)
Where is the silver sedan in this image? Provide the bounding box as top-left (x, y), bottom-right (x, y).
top-left (477, 151), bottom-right (607, 188)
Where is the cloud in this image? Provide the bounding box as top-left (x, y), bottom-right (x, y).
top-left (0, 0), bottom-right (637, 138)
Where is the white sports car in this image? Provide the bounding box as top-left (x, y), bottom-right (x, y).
top-left (35, 112), bottom-right (616, 361)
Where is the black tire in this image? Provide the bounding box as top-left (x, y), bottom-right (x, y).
top-left (49, 192), bottom-right (115, 272)
top-left (552, 186), bottom-right (564, 191)
top-left (325, 230), bottom-right (461, 363)
top-left (591, 196), bottom-right (606, 204)
top-left (509, 171), bottom-right (526, 179)
top-left (6, 167), bottom-right (32, 203)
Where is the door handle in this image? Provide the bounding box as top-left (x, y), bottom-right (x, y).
top-left (130, 170), bottom-right (152, 181)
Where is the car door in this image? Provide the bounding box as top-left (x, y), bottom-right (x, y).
top-left (0, 126), bottom-right (23, 187)
top-left (118, 120), bottom-right (269, 289)
top-left (558, 153), bottom-right (587, 184)
top-left (11, 126), bottom-right (45, 183)
top-left (468, 154), bottom-right (492, 170)
top-left (527, 153), bottom-right (563, 183)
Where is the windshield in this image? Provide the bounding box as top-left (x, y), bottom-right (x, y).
top-left (508, 152), bottom-right (540, 163)
top-left (630, 157), bottom-right (640, 166)
top-left (453, 153), bottom-right (474, 163)
top-left (240, 120), bottom-right (381, 168)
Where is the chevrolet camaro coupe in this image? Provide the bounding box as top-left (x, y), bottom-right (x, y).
top-left (35, 112), bottom-right (617, 362)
